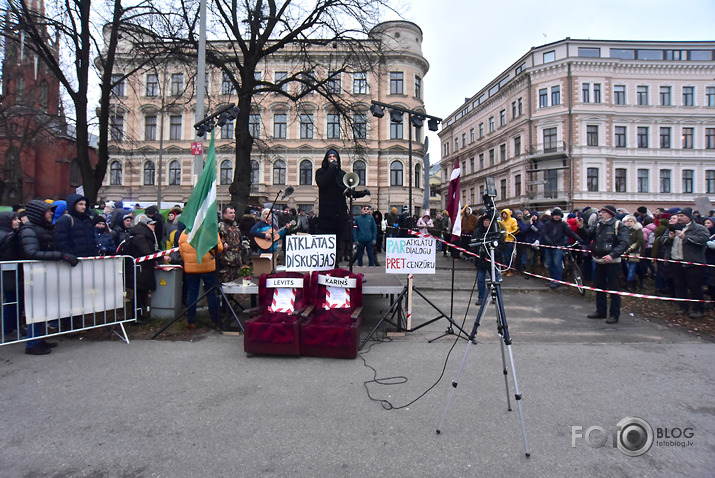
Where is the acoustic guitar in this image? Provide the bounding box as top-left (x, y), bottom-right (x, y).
top-left (254, 221), bottom-right (296, 250)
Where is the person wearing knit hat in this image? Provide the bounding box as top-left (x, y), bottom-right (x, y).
top-left (540, 205), bottom-right (582, 288)
top-left (578, 204), bottom-right (630, 323)
top-left (93, 214), bottom-right (116, 255)
top-left (661, 206), bottom-right (709, 318)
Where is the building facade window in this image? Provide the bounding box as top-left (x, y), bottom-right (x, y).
top-left (582, 83), bottom-right (590, 103)
top-left (462, 133), bottom-right (466, 148)
top-left (470, 128), bottom-right (475, 143)
top-left (169, 114), bottom-right (182, 140)
top-left (683, 86), bottom-right (694, 106)
top-left (551, 85), bottom-right (560, 105)
top-left (488, 116), bottom-right (495, 132)
top-left (543, 127), bottom-right (557, 152)
top-left (273, 159), bottom-right (286, 185)
top-left (615, 168), bottom-right (627, 192)
top-left (110, 161), bottom-right (122, 185)
top-left (415, 76), bottom-right (421, 99)
top-left (353, 72), bottom-right (367, 94)
top-left (353, 160), bottom-right (366, 186)
top-left (706, 128), bottom-right (715, 149)
top-left (111, 74), bottom-right (125, 97)
top-left (144, 161), bottom-right (155, 186)
top-left (390, 161), bottom-right (403, 186)
top-left (614, 85), bottom-right (626, 105)
top-left (250, 160), bottom-right (259, 187)
top-left (326, 71), bottom-right (341, 94)
top-left (489, 149), bottom-right (495, 166)
top-left (593, 83), bottom-right (601, 103)
top-left (249, 113), bottom-right (261, 138)
top-left (587, 125), bottom-right (599, 146)
top-left (512, 101), bottom-right (517, 118)
top-left (479, 123), bottom-right (484, 138)
top-left (660, 169), bottom-right (671, 193)
top-left (389, 72), bottom-right (404, 95)
top-left (515, 174), bottom-right (521, 197)
top-left (275, 71), bottom-right (288, 93)
top-left (660, 86), bottom-right (671, 106)
top-left (637, 85), bottom-right (648, 105)
top-left (146, 74), bottom-right (159, 97)
top-left (469, 157), bottom-right (474, 173)
top-left (353, 113), bottom-right (367, 139)
top-left (327, 114), bottom-right (340, 139)
top-left (637, 127), bottom-right (649, 148)
top-left (69, 159), bottom-right (81, 186)
top-left (221, 121), bottom-right (234, 139)
top-left (220, 160), bottom-right (233, 185)
top-left (300, 114), bottom-right (314, 139)
top-left (638, 169), bottom-right (649, 193)
top-left (543, 50), bottom-right (555, 63)
top-left (415, 163), bottom-right (422, 189)
top-left (682, 127), bottom-right (694, 149)
top-left (170, 73), bottom-right (184, 96)
top-left (660, 127), bottom-right (671, 148)
top-left (110, 115), bottom-right (124, 141)
top-left (500, 109), bottom-right (506, 126)
top-left (222, 73), bottom-right (235, 95)
top-left (615, 126), bottom-right (627, 148)
top-left (539, 88), bottom-right (548, 107)
top-left (707, 87), bottom-right (715, 107)
top-left (518, 97), bottom-right (523, 115)
top-left (145, 115), bottom-right (157, 141)
top-left (683, 169), bottom-right (694, 193)
top-left (274, 113), bottom-right (287, 138)
top-left (500, 179), bottom-right (507, 199)
top-left (391, 116), bottom-right (403, 139)
top-left (707, 170), bottom-right (715, 194)
top-left (455, 138), bottom-right (459, 151)
top-left (587, 167), bottom-right (599, 192)
top-left (514, 136), bottom-right (521, 156)
top-left (299, 160), bottom-right (313, 185)
top-left (500, 143), bottom-right (506, 162)
top-left (169, 160), bottom-right (181, 185)
top-left (479, 153), bottom-right (484, 170)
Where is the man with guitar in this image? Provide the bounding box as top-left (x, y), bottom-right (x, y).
top-left (250, 208), bottom-right (295, 255)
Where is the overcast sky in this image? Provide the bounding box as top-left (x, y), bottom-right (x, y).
top-left (386, 0), bottom-right (715, 166)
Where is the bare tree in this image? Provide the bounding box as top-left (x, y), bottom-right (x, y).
top-left (1, 0), bottom-right (175, 205)
top-left (177, 0), bottom-right (399, 207)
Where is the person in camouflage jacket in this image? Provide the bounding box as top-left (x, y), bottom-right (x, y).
top-left (218, 205), bottom-right (243, 283)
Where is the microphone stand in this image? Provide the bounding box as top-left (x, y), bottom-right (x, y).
top-left (346, 187), bottom-right (355, 273)
top-left (268, 189), bottom-right (283, 274)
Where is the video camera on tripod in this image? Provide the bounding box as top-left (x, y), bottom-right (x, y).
top-left (469, 176), bottom-right (505, 251)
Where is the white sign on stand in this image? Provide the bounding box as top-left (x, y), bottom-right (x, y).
top-left (285, 234), bottom-right (337, 272)
top-left (384, 237), bottom-right (436, 274)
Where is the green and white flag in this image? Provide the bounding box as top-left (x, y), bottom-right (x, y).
top-left (179, 130), bottom-right (218, 263)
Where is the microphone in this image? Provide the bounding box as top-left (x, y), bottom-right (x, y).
top-left (281, 185), bottom-right (295, 200)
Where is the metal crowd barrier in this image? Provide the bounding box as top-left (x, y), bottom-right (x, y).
top-left (0, 256), bottom-right (138, 346)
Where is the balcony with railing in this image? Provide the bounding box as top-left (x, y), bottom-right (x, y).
top-left (528, 141), bottom-right (569, 160)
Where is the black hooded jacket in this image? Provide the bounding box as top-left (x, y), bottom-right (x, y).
top-left (55, 193), bottom-right (96, 257)
top-left (129, 222), bottom-right (158, 291)
top-left (0, 211), bottom-right (19, 261)
top-left (19, 200), bottom-right (66, 261)
top-left (314, 149), bottom-right (369, 232)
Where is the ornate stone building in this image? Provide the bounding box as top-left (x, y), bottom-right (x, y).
top-left (100, 20), bottom-right (431, 215)
top-left (438, 39), bottom-right (715, 214)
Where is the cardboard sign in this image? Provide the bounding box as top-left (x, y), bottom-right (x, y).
top-left (285, 234), bottom-right (336, 272)
top-left (385, 237), bottom-right (436, 274)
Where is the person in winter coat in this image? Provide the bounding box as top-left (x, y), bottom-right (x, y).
top-left (372, 210), bottom-right (384, 254)
top-left (578, 205), bottom-right (629, 323)
top-left (622, 215), bottom-right (644, 291)
top-left (353, 205), bottom-right (377, 267)
top-left (458, 206), bottom-right (477, 259)
top-left (128, 215), bottom-right (159, 324)
top-left (640, 216), bottom-right (657, 284)
top-left (540, 207), bottom-right (582, 288)
top-left (704, 217), bottom-right (715, 303)
top-left (315, 148), bottom-right (369, 264)
top-left (55, 194), bottom-right (96, 258)
top-left (144, 206), bottom-right (164, 249)
top-left (522, 212), bottom-right (543, 276)
top-left (514, 210), bottom-right (529, 272)
top-left (660, 207), bottom-right (709, 318)
top-left (112, 214), bottom-right (133, 247)
top-left (0, 211), bottom-right (21, 337)
top-left (499, 208), bottom-right (519, 275)
top-left (19, 200), bottom-right (79, 354)
top-left (93, 216), bottom-right (116, 256)
top-left (385, 207), bottom-right (400, 238)
top-left (179, 230), bottom-right (224, 328)
top-left (163, 208), bottom-right (181, 248)
top-left (218, 205), bottom-right (243, 283)
top-left (416, 213), bottom-right (434, 235)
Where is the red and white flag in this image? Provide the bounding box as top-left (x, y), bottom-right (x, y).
top-left (447, 157), bottom-right (462, 242)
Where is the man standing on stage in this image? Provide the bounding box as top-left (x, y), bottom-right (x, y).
top-left (315, 148), bottom-right (369, 265)
top-left (353, 205), bottom-right (377, 267)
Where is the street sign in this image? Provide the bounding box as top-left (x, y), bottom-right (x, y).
top-left (191, 141), bottom-right (203, 156)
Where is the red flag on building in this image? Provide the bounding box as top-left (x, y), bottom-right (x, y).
top-left (447, 157), bottom-right (462, 242)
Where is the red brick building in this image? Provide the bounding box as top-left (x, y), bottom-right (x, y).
top-left (0, 3), bottom-right (97, 205)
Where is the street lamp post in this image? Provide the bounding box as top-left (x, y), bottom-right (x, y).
top-left (369, 100), bottom-right (441, 217)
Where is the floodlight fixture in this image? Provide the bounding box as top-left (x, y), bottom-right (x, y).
top-left (411, 115), bottom-right (424, 128)
top-left (369, 103), bottom-right (384, 118)
top-left (428, 117), bottom-right (440, 132)
top-left (389, 109), bottom-right (404, 123)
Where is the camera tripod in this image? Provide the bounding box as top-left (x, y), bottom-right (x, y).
top-left (435, 238), bottom-right (530, 457)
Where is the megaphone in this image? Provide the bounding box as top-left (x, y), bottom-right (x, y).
top-left (343, 172), bottom-right (359, 188)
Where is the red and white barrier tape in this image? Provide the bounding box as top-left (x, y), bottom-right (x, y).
top-left (134, 247), bottom-right (179, 263)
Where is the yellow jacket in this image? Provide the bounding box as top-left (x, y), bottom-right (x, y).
top-left (179, 231), bottom-right (224, 274)
top-left (499, 208), bottom-right (519, 242)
